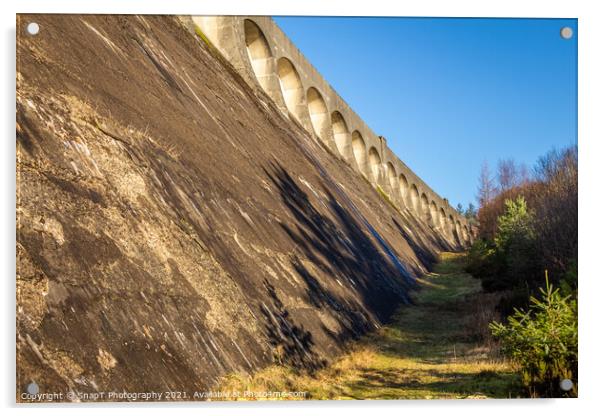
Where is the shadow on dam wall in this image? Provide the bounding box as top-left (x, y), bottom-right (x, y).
top-left (393, 217), bottom-right (439, 270)
top-left (261, 278), bottom-right (327, 372)
top-left (262, 161), bottom-right (416, 365)
top-left (15, 15), bottom-right (472, 397)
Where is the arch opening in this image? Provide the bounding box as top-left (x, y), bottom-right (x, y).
top-left (331, 111), bottom-right (351, 158)
top-left (368, 147), bottom-right (382, 184)
top-left (455, 221), bottom-right (462, 244)
top-left (420, 193), bottom-right (429, 220)
top-left (429, 201), bottom-right (438, 225)
top-left (410, 185), bottom-right (419, 212)
top-left (307, 87), bottom-right (331, 143)
top-left (244, 20), bottom-right (275, 93)
top-left (277, 57), bottom-right (305, 121)
top-left (351, 131), bottom-right (367, 177)
top-left (386, 163), bottom-right (399, 197)
top-left (439, 208), bottom-right (446, 230)
top-left (399, 174), bottom-right (408, 206)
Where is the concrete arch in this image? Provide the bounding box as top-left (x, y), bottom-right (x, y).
top-left (331, 111), bottom-right (351, 159)
top-left (368, 147), bottom-right (382, 184)
top-left (463, 225), bottom-right (470, 242)
top-left (277, 57), bottom-right (305, 122)
top-left (386, 162), bottom-right (399, 199)
top-left (243, 20), bottom-right (277, 94)
top-left (399, 174), bottom-right (409, 206)
top-left (307, 87), bottom-right (331, 143)
top-left (439, 208), bottom-right (447, 230)
top-left (447, 214), bottom-right (456, 237)
top-left (409, 184), bottom-right (419, 212)
top-left (455, 220), bottom-right (462, 244)
top-left (420, 193), bottom-right (429, 220)
top-left (429, 201), bottom-right (438, 225)
top-left (351, 131), bottom-right (367, 177)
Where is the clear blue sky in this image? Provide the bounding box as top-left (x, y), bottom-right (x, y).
top-left (273, 17), bottom-right (577, 208)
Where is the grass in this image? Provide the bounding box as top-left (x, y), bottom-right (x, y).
top-left (213, 252), bottom-right (522, 400)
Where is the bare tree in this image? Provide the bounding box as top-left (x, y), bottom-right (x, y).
top-left (475, 147), bottom-right (577, 275)
top-left (477, 160), bottom-right (497, 208)
top-left (518, 162), bottom-right (530, 185)
top-left (497, 158), bottom-right (519, 192)
top-left (532, 146), bottom-right (578, 274)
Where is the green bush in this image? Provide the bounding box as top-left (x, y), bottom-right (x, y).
top-left (465, 239), bottom-right (506, 291)
top-left (465, 238), bottom-right (493, 276)
top-left (466, 197), bottom-right (541, 297)
top-left (495, 197), bottom-right (540, 287)
top-left (494, 196), bottom-right (535, 249)
top-left (490, 274), bottom-right (577, 397)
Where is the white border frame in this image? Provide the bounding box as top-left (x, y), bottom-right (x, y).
top-left (3, 1), bottom-right (600, 415)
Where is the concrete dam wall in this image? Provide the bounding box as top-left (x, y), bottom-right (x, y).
top-left (189, 16), bottom-right (473, 243)
top-left (17, 14), bottom-right (472, 399)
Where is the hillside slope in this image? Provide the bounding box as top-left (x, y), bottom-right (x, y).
top-left (17, 15), bottom-right (456, 399)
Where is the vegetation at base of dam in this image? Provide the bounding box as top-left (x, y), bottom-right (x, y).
top-left (213, 253), bottom-right (522, 400)
top-left (467, 145), bottom-right (578, 397)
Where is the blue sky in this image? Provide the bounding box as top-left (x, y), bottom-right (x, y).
top-left (273, 17), bottom-right (577, 208)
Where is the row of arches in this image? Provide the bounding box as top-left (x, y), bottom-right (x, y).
top-left (243, 19), bottom-right (471, 245)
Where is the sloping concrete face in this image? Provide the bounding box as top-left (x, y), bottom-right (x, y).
top-left (190, 15), bottom-right (473, 245)
top-left (17, 14), bottom-right (436, 396)
top-left (17, 15), bottom-right (481, 397)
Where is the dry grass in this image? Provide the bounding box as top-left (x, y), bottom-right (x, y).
top-left (212, 252), bottom-right (521, 400)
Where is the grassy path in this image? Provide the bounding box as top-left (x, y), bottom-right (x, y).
top-left (219, 252), bottom-right (521, 400)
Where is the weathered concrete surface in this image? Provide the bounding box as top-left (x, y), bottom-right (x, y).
top-left (17, 15), bottom-right (462, 401)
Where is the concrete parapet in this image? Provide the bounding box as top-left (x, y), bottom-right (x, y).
top-left (188, 15), bottom-right (473, 246)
